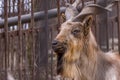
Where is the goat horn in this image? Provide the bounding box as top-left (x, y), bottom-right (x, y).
top-left (105, 0), bottom-right (119, 11)
top-left (65, 0), bottom-right (81, 20)
top-left (72, 0), bottom-right (119, 21)
top-left (72, 0), bottom-right (81, 8)
top-left (65, 0), bottom-right (94, 20)
top-left (72, 4), bottom-right (110, 21)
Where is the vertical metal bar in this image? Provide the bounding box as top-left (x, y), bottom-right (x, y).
top-left (4, 0), bottom-right (8, 80)
top-left (106, 13), bottom-right (109, 51)
top-left (21, 0), bottom-right (24, 14)
top-left (94, 0), bottom-right (96, 3)
top-left (13, 0), bottom-right (15, 14)
top-left (111, 21), bottom-right (114, 50)
top-left (8, 0), bottom-right (11, 69)
top-left (9, 0), bottom-right (10, 17)
top-left (50, 28), bottom-right (53, 80)
top-left (70, 0), bottom-right (73, 4)
top-left (24, 30), bottom-right (29, 80)
top-left (96, 0), bottom-right (108, 51)
top-left (11, 34), bottom-right (13, 70)
top-left (0, 36), bottom-right (4, 80)
top-left (8, 33), bottom-right (10, 70)
top-left (117, 1), bottom-right (120, 54)
top-left (44, 0), bottom-right (48, 79)
top-left (18, 0), bottom-right (22, 80)
top-left (31, 0), bottom-right (35, 80)
top-left (57, 0), bottom-right (60, 32)
top-left (22, 30), bottom-right (25, 80)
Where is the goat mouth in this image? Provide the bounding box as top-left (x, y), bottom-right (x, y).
top-left (52, 46), bottom-right (66, 54)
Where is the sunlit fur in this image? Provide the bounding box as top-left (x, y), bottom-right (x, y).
top-left (54, 16), bottom-right (120, 80)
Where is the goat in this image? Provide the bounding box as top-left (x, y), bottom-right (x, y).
top-left (52, 0), bottom-right (120, 80)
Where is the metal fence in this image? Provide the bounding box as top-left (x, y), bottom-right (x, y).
top-left (0, 0), bottom-right (119, 80)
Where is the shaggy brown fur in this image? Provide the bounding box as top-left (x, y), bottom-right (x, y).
top-left (52, 16), bottom-right (120, 80)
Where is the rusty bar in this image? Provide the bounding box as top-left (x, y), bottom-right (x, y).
top-left (31, 0), bottom-right (35, 80)
top-left (44, 0), bottom-right (49, 79)
top-left (0, 7), bottom-right (66, 27)
top-left (13, 0), bottom-right (15, 14)
top-left (106, 13), bottom-right (109, 51)
top-left (8, 0), bottom-right (10, 17)
top-left (70, 0), bottom-right (73, 4)
top-left (94, 0), bottom-right (96, 3)
top-left (96, 0), bottom-right (108, 51)
top-left (10, 34), bottom-right (14, 71)
top-left (57, 0), bottom-right (60, 31)
top-left (24, 26), bottom-right (29, 80)
top-left (8, 33), bottom-right (10, 70)
top-left (57, 0), bottom-right (61, 31)
top-left (10, 29), bottom-right (13, 72)
top-left (117, 1), bottom-right (120, 53)
top-left (50, 28), bottom-right (53, 80)
top-left (18, 0), bottom-right (22, 80)
top-left (0, 35), bottom-right (3, 79)
top-left (7, 0), bottom-right (10, 74)
top-left (24, 31), bottom-right (28, 80)
top-left (111, 21), bottom-right (114, 50)
top-left (4, 0), bottom-right (8, 80)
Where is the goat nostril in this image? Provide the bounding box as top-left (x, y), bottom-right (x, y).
top-left (52, 40), bottom-right (59, 45)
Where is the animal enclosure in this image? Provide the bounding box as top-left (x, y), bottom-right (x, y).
top-left (0, 0), bottom-right (120, 80)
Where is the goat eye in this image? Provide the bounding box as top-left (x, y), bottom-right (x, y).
top-left (72, 29), bottom-right (80, 34)
top-left (71, 28), bottom-right (81, 38)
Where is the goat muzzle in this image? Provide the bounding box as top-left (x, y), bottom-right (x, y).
top-left (52, 40), bottom-right (67, 54)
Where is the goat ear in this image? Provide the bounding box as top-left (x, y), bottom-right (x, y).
top-left (83, 15), bottom-right (93, 27)
top-left (82, 15), bottom-right (93, 36)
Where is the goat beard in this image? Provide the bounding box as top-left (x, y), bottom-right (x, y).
top-left (56, 50), bottom-right (91, 79)
top-left (57, 52), bottom-right (81, 79)
top-left (57, 53), bottom-right (64, 74)
top-left (57, 58), bottom-right (83, 79)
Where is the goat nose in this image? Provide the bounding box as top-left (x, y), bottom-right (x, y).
top-left (52, 40), bottom-right (59, 46)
